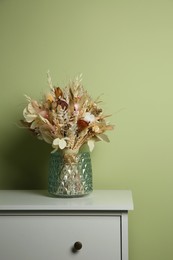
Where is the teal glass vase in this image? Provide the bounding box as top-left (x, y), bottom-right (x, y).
top-left (48, 151), bottom-right (93, 197)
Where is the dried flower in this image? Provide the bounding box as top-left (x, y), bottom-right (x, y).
top-left (21, 73), bottom-right (114, 153)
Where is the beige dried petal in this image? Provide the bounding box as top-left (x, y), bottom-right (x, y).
top-left (87, 139), bottom-right (95, 152)
top-left (92, 125), bottom-right (101, 133)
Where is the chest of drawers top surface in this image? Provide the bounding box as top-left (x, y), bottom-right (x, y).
top-left (0, 190), bottom-right (133, 211)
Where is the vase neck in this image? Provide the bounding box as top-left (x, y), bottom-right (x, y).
top-left (63, 149), bottom-right (79, 163)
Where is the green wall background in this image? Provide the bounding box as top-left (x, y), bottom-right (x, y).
top-left (1, 0), bottom-right (173, 259)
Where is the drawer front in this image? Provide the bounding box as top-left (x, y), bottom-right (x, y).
top-left (0, 215), bottom-right (121, 260)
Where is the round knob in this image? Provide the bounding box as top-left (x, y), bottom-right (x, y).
top-left (74, 241), bottom-right (82, 251)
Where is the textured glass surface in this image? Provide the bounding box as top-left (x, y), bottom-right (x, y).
top-left (48, 152), bottom-right (93, 197)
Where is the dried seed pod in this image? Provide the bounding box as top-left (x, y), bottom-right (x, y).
top-left (77, 119), bottom-right (89, 131)
top-left (55, 87), bottom-right (63, 99)
top-left (58, 99), bottom-right (68, 110)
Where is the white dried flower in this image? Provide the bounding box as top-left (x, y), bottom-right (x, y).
top-left (83, 112), bottom-right (95, 123)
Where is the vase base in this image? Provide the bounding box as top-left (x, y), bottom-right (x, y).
top-left (48, 191), bottom-right (92, 198)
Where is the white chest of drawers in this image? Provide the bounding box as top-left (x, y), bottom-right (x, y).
top-left (0, 190), bottom-right (133, 260)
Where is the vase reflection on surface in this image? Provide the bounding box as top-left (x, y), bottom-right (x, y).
top-left (48, 151), bottom-right (93, 197)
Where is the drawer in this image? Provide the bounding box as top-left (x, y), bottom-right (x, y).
top-left (0, 215), bottom-right (121, 260)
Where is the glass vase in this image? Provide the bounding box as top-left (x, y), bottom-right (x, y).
top-left (48, 151), bottom-right (93, 197)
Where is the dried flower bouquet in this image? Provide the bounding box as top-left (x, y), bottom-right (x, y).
top-left (21, 73), bottom-right (114, 154)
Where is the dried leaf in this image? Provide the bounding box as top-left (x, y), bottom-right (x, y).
top-left (87, 139), bottom-right (95, 152)
top-left (96, 133), bottom-right (110, 142)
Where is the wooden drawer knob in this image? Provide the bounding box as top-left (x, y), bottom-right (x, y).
top-left (74, 241), bottom-right (82, 251)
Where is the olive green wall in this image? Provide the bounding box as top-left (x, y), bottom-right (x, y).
top-left (1, 0), bottom-right (173, 259)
